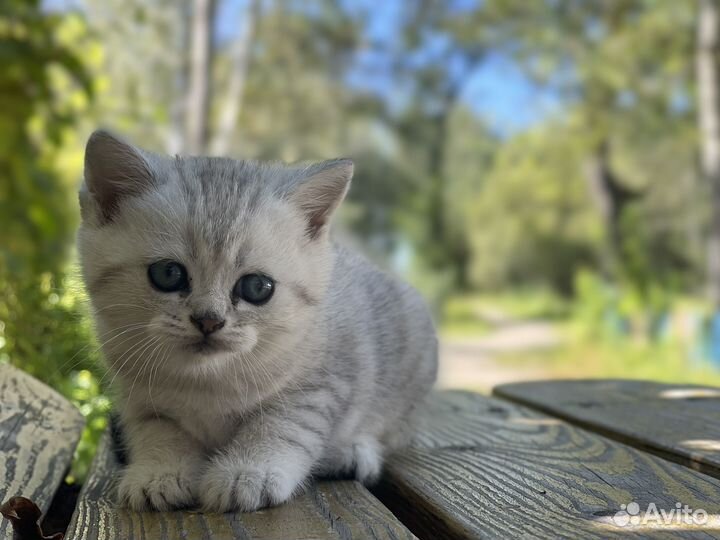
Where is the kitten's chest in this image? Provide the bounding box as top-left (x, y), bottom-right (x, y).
top-left (157, 385), bottom-right (247, 449)
top-left (177, 409), bottom-right (236, 449)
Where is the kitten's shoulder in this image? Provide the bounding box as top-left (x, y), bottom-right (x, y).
top-left (330, 243), bottom-right (387, 282)
top-left (329, 242), bottom-right (422, 304)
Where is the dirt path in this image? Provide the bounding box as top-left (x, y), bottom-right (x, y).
top-left (437, 320), bottom-right (561, 393)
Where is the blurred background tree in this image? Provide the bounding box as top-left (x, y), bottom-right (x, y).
top-left (0, 0), bottom-right (95, 382)
top-left (5, 0), bottom-right (720, 479)
top-left (0, 0), bottom-right (109, 480)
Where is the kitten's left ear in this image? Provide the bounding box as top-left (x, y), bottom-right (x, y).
top-left (289, 158), bottom-right (353, 239)
top-left (82, 130), bottom-right (155, 223)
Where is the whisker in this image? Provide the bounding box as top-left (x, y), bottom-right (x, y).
top-left (104, 333), bottom-right (157, 388)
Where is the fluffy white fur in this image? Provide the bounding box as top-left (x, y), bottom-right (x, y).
top-left (77, 130), bottom-right (438, 512)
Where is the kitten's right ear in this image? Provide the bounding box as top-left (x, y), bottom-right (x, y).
top-left (288, 159), bottom-right (353, 240)
top-left (82, 130), bottom-right (154, 222)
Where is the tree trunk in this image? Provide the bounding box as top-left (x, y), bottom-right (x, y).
top-left (167, 0), bottom-right (192, 154)
top-left (697, 0), bottom-right (720, 305)
top-left (427, 110), bottom-right (448, 255)
top-left (426, 107), bottom-right (475, 289)
top-left (585, 139), bottom-right (642, 277)
top-left (209, 0), bottom-right (259, 156)
top-left (185, 0), bottom-right (216, 155)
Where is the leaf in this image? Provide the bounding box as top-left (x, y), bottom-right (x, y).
top-left (0, 496), bottom-right (63, 540)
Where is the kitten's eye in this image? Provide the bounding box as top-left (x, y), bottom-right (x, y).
top-left (148, 260), bottom-right (189, 292)
top-left (233, 274), bottom-right (274, 305)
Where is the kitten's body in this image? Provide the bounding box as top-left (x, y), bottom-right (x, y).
top-left (78, 131), bottom-right (437, 512)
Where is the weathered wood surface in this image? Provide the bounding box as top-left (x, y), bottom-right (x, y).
top-left (373, 390), bottom-right (720, 539)
top-left (65, 432), bottom-right (416, 540)
top-left (0, 363), bottom-right (85, 540)
top-left (494, 379), bottom-right (720, 479)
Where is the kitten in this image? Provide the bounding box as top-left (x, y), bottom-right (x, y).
top-left (77, 130), bottom-right (438, 512)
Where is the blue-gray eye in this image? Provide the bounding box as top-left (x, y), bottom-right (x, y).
top-left (234, 274), bottom-right (274, 305)
top-left (148, 260), bottom-right (189, 292)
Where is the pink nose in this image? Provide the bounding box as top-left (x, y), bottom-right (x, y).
top-left (190, 314), bottom-right (225, 335)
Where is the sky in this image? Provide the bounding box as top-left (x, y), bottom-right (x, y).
top-left (177, 0), bottom-right (562, 137)
top-left (45, 0), bottom-right (561, 137)
top-left (462, 53), bottom-right (562, 136)
top-left (336, 0), bottom-right (561, 137)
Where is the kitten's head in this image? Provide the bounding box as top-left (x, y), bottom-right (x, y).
top-left (78, 130), bottom-right (352, 381)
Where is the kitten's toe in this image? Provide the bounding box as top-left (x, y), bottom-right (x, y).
top-left (200, 456), bottom-right (306, 512)
top-left (264, 468), bottom-right (306, 507)
top-left (353, 438), bottom-right (383, 485)
top-left (200, 461), bottom-right (266, 512)
top-left (314, 438), bottom-right (383, 483)
top-left (118, 462), bottom-right (198, 511)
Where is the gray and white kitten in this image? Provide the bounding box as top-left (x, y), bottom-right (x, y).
top-left (77, 130), bottom-right (438, 512)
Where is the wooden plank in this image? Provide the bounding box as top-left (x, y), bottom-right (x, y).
top-left (0, 363), bottom-right (85, 540)
top-left (494, 379), bottom-right (720, 479)
top-left (373, 390), bottom-right (720, 539)
top-left (65, 432), bottom-right (416, 540)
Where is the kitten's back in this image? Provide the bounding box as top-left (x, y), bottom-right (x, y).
top-left (325, 245), bottom-right (438, 447)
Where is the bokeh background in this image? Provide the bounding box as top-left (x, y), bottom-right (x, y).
top-left (4, 0), bottom-right (720, 480)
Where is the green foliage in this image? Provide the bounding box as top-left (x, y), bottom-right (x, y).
top-left (467, 0), bottom-right (701, 295)
top-left (467, 124), bottom-right (603, 293)
top-left (0, 1), bottom-right (104, 481)
top-left (572, 267), bottom-right (687, 344)
top-left (0, 1), bottom-right (95, 373)
top-left (502, 338), bottom-right (720, 388)
top-left (441, 281), bottom-right (720, 388)
top-left (571, 269), bottom-right (617, 340)
top-left (60, 369), bottom-right (112, 483)
top-left (507, 265), bottom-right (718, 386)
top-left (0, 3), bottom-right (89, 277)
top-left (441, 296), bottom-right (491, 338)
top-left (440, 289), bottom-right (570, 337)
top-left (0, 274), bottom-right (96, 379)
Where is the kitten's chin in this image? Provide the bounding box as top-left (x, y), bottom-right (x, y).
top-left (185, 338), bottom-right (233, 357)
top-left (176, 326), bottom-right (258, 363)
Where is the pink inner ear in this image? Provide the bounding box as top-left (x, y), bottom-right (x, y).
top-left (84, 130), bottom-right (154, 223)
top-left (91, 174), bottom-right (149, 223)
top-left (92, 174), bottom-right (148, 223)
top-left (291, 159), bottom-right (353, 240)
top-left (299, 190), bottom-right (344, 240)
top-left (306, 209), bottom-right (329, 239)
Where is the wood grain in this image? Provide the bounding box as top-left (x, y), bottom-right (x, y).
top-left (0, 363), bottom-right (85, 540)
top-left (494, 379), bottom-right (720, 479)
top-left (65, 432), bottom-right (416, 540)
top-left (373, 390), bottom-right (720, 539)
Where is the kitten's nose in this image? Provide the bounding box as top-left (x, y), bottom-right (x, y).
top-left (190, 314), bottom-right (225, 336)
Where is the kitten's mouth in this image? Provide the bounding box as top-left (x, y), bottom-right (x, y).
top-left (187, 337), bottom-right (231, 355)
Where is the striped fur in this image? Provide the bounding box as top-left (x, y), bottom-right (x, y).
top-left (78, 130), bottom-right (438, 512)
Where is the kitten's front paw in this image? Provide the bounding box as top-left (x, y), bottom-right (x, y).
top-left (199, 455), bottom-right (306, 512)
top-left (118, 461), bottom-right (199, 511)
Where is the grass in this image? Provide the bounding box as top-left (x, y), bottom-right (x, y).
top-left (440, 289), bottom-right (720, 387)
top-left (440, 288), bottom-right (570, 338)
top-left (496, 335), bottom-right (720, 387)
top-left (465, 289), bottom-right (571, 321)
top-left (440, 296), bottom-right (492, 337)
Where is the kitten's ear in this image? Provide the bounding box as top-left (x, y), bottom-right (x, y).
top-left (289, 158), bottom-right (353, 239)
top-left (82, 130), bottom-right (154, 222)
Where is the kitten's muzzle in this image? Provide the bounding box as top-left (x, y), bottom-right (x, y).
top-left (190, 313), bottom-right (225, 336)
